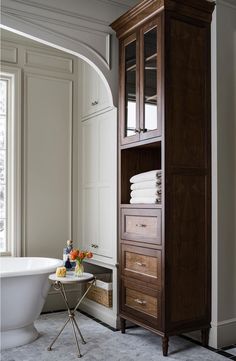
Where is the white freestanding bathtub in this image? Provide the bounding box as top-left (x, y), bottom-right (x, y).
top-left (0, 257), bottom-right (63, 350)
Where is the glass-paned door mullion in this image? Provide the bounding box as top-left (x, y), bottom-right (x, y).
top-left (144, 26), bottom-right (157, 131)
top-left (0, 79), bottom-right (7, 252)
top-left (140, 19), bottom-right (161, 139)
top-left (121, 34), bottom-right (140, 144)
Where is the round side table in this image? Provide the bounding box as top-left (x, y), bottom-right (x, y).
top-left (47, 271), bottom-right (95, 358)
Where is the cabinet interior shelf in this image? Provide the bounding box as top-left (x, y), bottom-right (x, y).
top-left (126, 64), bottom-right (157, 72)
top-left (145, 94), bottom-right (157, 102)
top-left (145, 53), bottom-right (157, 62)
top-left (120, 143), bottom-right (161, 204)
top-left (126, 53), bottom-right (157, 72)
top-left (126, 64), bottom-right (136, 72)
top-left (120, 203), bottom-right (162, 209)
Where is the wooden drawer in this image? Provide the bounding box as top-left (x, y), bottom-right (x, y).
top-left (121, 208), bottom-right (161, 244)
top-left (121, 277), bottom-right (161, 327)
top-left (121, 243), bottom-right (161, 286)
top-left (126, 288), bottom-right (157, 317)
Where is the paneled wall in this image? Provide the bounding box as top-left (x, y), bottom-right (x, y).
top-left (214, 0), bottom-right (236, 346)
top-left (1, 0), bottom-right (139, 105)
top-left (0, 29), bottom-right (78, 259)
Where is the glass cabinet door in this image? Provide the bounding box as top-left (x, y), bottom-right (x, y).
top-left (140, 19), bottom-right (162, 140)
top-left (121, 34), bottom-right (140, 144)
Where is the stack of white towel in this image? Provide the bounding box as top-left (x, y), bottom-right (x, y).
top-left (130, 170), bottom-right (162, 204)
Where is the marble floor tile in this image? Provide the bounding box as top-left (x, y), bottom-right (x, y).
top-left (1, 311), bottom-right (229, 361)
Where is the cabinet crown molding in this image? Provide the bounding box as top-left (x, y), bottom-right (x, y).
top-left (110, 0), bottom-right (215, 38)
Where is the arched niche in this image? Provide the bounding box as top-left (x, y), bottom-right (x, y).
top-left (0, 23), bottom-right (118, 107)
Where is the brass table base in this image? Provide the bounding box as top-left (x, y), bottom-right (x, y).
top-left (47, 276), bottom-right (95, 358)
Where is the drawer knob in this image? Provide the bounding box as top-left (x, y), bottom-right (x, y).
top-left (91, 100), bottom-right (99, 106)
top-left (134, 298), bottom-right (146, 305)
top-left (135, 261), bottom-right (146, 267)
top-left (91, 243), bottom-right (98, 248)
top-left (136, 223), bottom-right (147, 228)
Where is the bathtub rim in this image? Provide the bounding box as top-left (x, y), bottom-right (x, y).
top-left (0, 257), bottom-right (63, 278)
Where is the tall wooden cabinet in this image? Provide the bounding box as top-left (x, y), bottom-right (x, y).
top-left (111, 0), bottom-right (215, 356)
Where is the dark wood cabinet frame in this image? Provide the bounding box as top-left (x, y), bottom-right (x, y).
top-left (111, 0), bottom-right (215, 356)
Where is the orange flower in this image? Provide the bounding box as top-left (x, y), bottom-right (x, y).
top-left (70, 248), bottom-right (93, 262)
top-left (70, 249), bottom-right (79, 260)
top-left (78, 251), bottom-right (85, 260)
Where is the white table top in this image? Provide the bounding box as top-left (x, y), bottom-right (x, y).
top-left (49, 271), bottom-right (94, 284)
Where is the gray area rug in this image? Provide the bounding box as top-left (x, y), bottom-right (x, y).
top-left (2, 311), bottom-right (227, 361)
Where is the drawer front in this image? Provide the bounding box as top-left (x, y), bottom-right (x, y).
top-left (121, 244), bottom-right (161, 286)
top-left (121, 208), bottom-right (161, 244)
top-left (121, 278), bottom-right (161, 327)
top-left (126, 288), bottom-right (157, 318)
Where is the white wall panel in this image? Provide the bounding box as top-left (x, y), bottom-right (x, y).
top-left (82, 118), bottom-right (99, 185)
top-left (81, 109), bottom-right (117, 263)
top-left (98, 186), bottom-right (115, 259)
top-left (0, 42), bottom-right (18, 63)
top-left (24, 73), bottom-right (72, 258)
top-left (25, 50), bottom-right (73, 73)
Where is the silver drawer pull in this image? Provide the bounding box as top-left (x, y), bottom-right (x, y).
top-left (135, 262), bottom-right (146, 267)
top-left (136, 223), bottom-right (147, 228)
top-left (91, 100), bottom-right (98, 106)
top-left (134, 298), bottom-right (146, 305)
top-left (91, 243), bottom-right (98, 248)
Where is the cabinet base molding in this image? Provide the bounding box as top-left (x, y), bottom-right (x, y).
top-left (80, 299), bottom-right (118, 329)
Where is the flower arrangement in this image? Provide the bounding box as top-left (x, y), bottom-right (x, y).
top-left (70, 249), bottom-right (93, 276)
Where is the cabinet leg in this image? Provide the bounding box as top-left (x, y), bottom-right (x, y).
top-left (120, 318), bottom-right (126, 334)
top-left (162, 336), bottom-right (169, 356)
top-left (201, 328), bottom-right (210, 347)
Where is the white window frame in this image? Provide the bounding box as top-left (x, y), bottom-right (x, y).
top-left (0, 66), bottom-right (21, 256)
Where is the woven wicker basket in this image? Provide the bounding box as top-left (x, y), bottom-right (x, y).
top-left (86, 276), bottom-right (112, 308)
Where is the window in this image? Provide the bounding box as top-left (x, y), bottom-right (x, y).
top-left (0, 79), bottom-right (8, 253)
top-left (0, 68), bottom-right (21, 256)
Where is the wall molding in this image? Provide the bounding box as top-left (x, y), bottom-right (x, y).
top-left (24, 49), bottom-right (73, 74)
top-left (1, 6), bottom-right (109, 34)
top-left (211, 317), bottom-right (236, 327)
top-left (0, 66), bottom-right (22, 256)
top-left (218, 0), bottom-right (236, 10)
top-left (0, 43), bottom-right (18, 63)
top-left (97, 0), bottom-right (131, 9)
top-left (1, 8), bottom-right (111, 68)
top-left (5, 0), bottom-right (110, 26)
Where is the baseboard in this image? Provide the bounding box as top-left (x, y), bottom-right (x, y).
top-left (211, 318), bottom-right (236, 348)
top-left (186, 319), bottom-right (236, 349)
